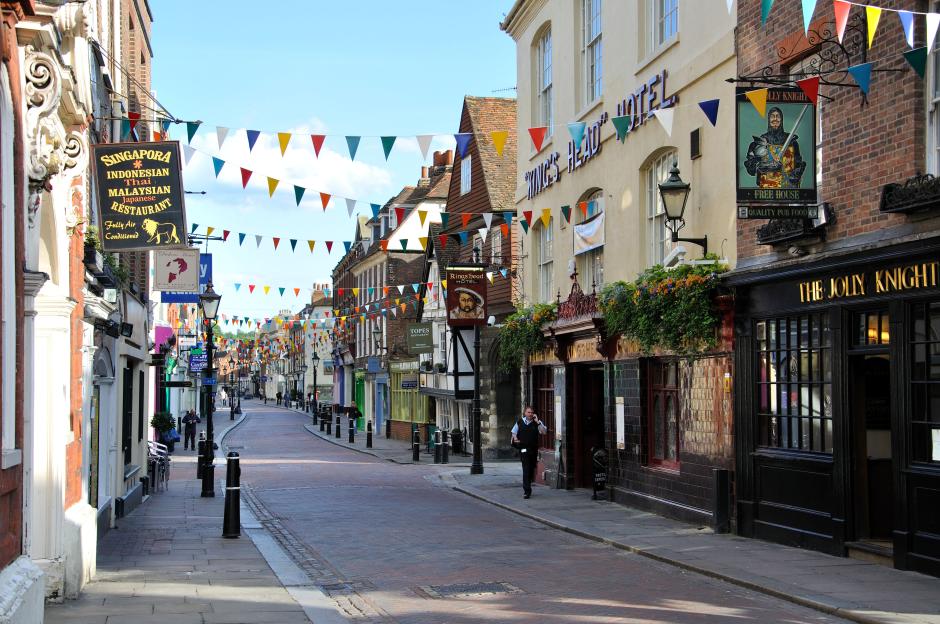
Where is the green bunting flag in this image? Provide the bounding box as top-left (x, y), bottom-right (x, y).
top-left (400, 239), bottom-right (409, 251)
top-left (611, 116), bottom-right (631, 142)
top-left (761, 0), bottom-right (774, 27)
top-left (520, 219), bottom-right (530, 234)
top-left (381, 136), bottom-right (396, 160)
top-left (186, 121), bottom-right (201, 143)
top-left (904, 47), bottom-right (928, 78)
top-left (294, 185), bottom-right (305, 206)
top-left (440, 213), bottom-right (450, 229)
top-left (278, 287), bottom-right (286, 297)
top-left (561, 205), bottom-right (571, 223)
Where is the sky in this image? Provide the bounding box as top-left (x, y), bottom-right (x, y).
top-left (151, 1), bottom-right (517, 325)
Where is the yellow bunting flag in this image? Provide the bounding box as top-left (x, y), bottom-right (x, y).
top-left (490, 130), bottom-right (508, 157)
top-left (307, 240), bottom-right (315, 253)
top-left (277, 132), bottom-right (291, 156)
top-left (267, 177), bottom-right (279, 197)
top-left (419, 236), bottom-right (428, 250)
top-left (263, 286), bottom-right (270, 295)
top-left (206, 226), bottom-right (215, 236)
top-left (540, 208), bottom-right (552, 228)
top-left (866, 6), bottom-right (881, 49)
top-left (418, 210), bottom-right (427, 226)
top-left (441, 279), bottom-right (447, 289)
top-left (745, 88), bottom-right (768, 117)
top-left (352, 288), bottom-right (360, 296)
top-left (400, 303), bottom-right (407, 312)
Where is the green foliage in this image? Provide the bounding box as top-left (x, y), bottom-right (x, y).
top-left (150, 411), bottom-right (174, 433)
top-left (598, 259), bottom-right (728, 354)
top-left (497, 303), bottom-right (557, 372)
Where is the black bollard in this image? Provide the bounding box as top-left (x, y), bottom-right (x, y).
top-left (312, 408), bottom-right (318, 426)
top-left (386, 417), bottom-right (391, 439)
top-left (222, 452), bottom-right (241, 539)
top-left (442, 429), bottom-right (449, 464)
top-left (196, 438), bottom-right (206, 479)
top-left (348, 417), bottom-right (355, 443)
top-left (366, 420), bottom-right (373, 448)
top-left (412, 427), bottom-right (420, 462)
top-left (434, 429), bottom-right (442, 464)
top-left (335, 414), bottom-right (341, 439)
top-left (324, 414), bottom-right (331, 435)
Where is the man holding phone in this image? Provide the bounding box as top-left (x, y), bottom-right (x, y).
top-left (511, 406), bottom-right (547, 499)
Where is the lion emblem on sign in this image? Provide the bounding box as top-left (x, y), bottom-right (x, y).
top-left (141, 219), bottom-right (181, 245)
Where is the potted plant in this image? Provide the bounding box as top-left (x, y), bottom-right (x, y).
top-left (435, 362), bottom-right (446, 373)
top-left (150, 411), bottom-right (177, 451)
top-left (83, 226), bottom-right (104, 271)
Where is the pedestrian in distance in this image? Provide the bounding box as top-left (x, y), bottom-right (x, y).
top-left (511, 406), bottom-right (547, 499)
top-left (182, 409), bottom-right (201, 451)
top-left (276, 391), bottom-right (282, 406)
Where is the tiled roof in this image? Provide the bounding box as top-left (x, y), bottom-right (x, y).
top-left (464, 96), bottom-right (517, 214)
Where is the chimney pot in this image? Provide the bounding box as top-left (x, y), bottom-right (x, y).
top-left (433, 151), bottom-right (442, 166)
top-left (443, 150), bottom-right (454, 166)
top-left (421, 166), bottom-right (429, 179)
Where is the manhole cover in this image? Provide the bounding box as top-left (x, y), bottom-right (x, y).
top-left (418, 582), bottom-right (523, 599)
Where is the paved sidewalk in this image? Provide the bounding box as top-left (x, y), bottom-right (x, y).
top-left (44, 403), bottom-right (312, 624)
top-left (436, 464), bottom-right (940, 624)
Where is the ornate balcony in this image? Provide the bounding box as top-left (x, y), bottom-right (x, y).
top-left (880, 173), bottom-right (940, 215)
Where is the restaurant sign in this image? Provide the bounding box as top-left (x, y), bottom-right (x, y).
top-left (91, 141), bottom-right (188, 252)
top-left (406, 322), bottom-right (434, 354)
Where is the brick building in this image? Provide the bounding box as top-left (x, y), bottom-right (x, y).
top-left (728, 0), bottom-right (940, 576)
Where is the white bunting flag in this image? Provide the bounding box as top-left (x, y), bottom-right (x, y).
top-left (482, 212), bottom-right (494, 229)
top-left (255, 234), bottom-right (263, 248)
top-left (346, 198), bottom-right (356, 216)
top-left (182, 144), bottom-right (196, 166)
top-left (726, 0), bottom-right (734, 13)
top-left (478, 227), bottom-right (489, 244)
top-left (397, 285), bottom-right (405, 295)
top-left (216, 126), bottom-right (230, 149)
top-left (653, 108), bottom-right (675, 137)
top-left (929, 13), bottom-right (940, 52)
top-left (416, 135), bottom-right (434, 161)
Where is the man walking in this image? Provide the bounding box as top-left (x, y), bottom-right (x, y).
top-left (182, 410), bottom-right (200, 451)
top-left (511, 406), bottom-right (547, 499)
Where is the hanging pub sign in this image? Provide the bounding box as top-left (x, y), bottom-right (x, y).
top-left (406, 322), bottom-right (434, 353)
top-left (91, 140), bottom-right (188, 251)
top-left (445, 266), bottom-right (487, 327)
top-left (736, 87), bottom-right (816, 206)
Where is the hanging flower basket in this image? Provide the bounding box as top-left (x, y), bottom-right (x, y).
top-left (496, 303), bottom-right (557, 372)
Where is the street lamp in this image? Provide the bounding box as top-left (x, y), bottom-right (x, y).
top-left (199, 281), bottom-right (221, 498)
top-left (658, 162), bottom-right (707, 255)
top-left (311, 351), bottom-right (320, 417)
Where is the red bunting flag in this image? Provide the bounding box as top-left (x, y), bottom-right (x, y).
top-left (222, 230), bottom-right (230, 242)
top-left (395, 207), bottom-right (405, 223)
top-left (240, 167), bottom-right (252, 188)
top-left (310, 134), bottom-right (325, 156)
top-left (337, 288), bottom-right (344, 296)
top-left (273, 237), bottom-right (280, 250)
top-left (579, 201), bottom-right (588, 217)
top-left (325, 241), bottom-right (334, 253)
top-left (128, 111), bottom-right (141, 131)
top-left (249, 285), bottom-right (256, 293)
top-left (438, 234), bottom-right (448, 249)
top-left (320, 192), bottom-right (331, 210)
top-left (500, 222), bottom-right (509, 237)
top-left (523, 210), bottom-right (533, 225)
top-left (461, 213), bottom-right (472, 228)
top-left (796, 76), bottom-right (820, 104)
top-left (528, 127), bottom-right (548, 152)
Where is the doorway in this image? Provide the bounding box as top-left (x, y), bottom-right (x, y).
top-left (572, 364), bottom-right (606, 488)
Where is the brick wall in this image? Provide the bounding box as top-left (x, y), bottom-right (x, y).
top-left (385, 254), bottom-right (425, 355)
top-left (737, 0), bottom-right (932, 263)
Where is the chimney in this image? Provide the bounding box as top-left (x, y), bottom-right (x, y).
top-left (420, 166), bottom-right (429, 179)
top-left (442, 149), bottom-right (454, 166)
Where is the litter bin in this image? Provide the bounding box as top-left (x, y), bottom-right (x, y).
top-left (450, 430), bottom-right (464, 455)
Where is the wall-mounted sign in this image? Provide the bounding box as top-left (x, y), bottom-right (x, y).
top-left (153, 247), bottom-right (200, 292)
top-left (615, 69), bottom-right (678, 135)
top-left (737, 205), bottom-right (819, 219)
top-left (567, 113), bottom-right (608, 174)
top-left (161, 254), bottom-right (212, 303)
top-left (446, 267), bottom-right (487, 327)
top-left (524, 152), bottom-right (561, 199)
top-left (736, 87), bottom-right (816, 205)
top-left (798, 260), bottom-right (939, 304)
top-left (91, 141), bottom-right (188, 251)
top-left (406, 322), bottom-right (434, 353)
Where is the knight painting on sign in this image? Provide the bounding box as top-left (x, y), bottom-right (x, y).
top-left (736, 87), bottom-right (816, 205)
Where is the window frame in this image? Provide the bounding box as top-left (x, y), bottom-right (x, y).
top-left (645, 150), bottom-right (676, 266)
top-left (646, 358), bottom-right (680, 469)
top-left (537, 220), bottom-right (554, 304)
top-left (575, 190), bottom-right (604, 290)
top-left (648, 0), bottom-right (679, 54)
top-left (536, 26), bottom-right (553, 135)
top-left (490, 227), bottom-right (503, 266)
top-left (533, 366), bottom-right (556, 448)
top-left (929, 4), bottom-right (940, 176)
top-left (460, 155), bottom-right (472, 195)
top-left (910, 298), bottom-right (940, 465)
top-left (581, 0), bottom-right (603, 107)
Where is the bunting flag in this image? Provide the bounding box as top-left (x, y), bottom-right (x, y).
top-left (567, 122), bottom-right (586, 148)
top-left (745, 89), bottom-right (768, 117)
top-left (182, 144), bottom-right (196, 165)
top-left (277, 132), bottom-right (291, 156)
top-left (835, 0), bottom-right (850, 43)
top-left (520, 219), bottom-right (530, 234)
top-left (222, 230), bottom-right (231, 242)
top-left (929, 13), bottom-right (940, 51)
top-left (234, 283), bottom-right (241, 292)
top-left (522, 210), bottom-right (533, 226)
top-left (381, 136), bottom-right (396, 160)
top-left (343, 241), bottom-right (352, 253)
top-left (698, 99), bottom-right (720, 126)
top-left (255, 234), bottom-right (263, 248)
top-left (289, 239), bottom-right (297, 252)
top-left (500, 268), bottom-right (508, 279)
top-left (904, 47), bottom-right (928, 78)
top-left (418, 210), bottom-right (427, 226)
top-left (206, 226), bottom-right (215, 236)
top-left (120, 118), bottom-right (131, 139)
top-left (579, 201), bottom-right (588, 217)
top-left (380, 239), bottom-right (389, 252)
top-left (294, 288), bottom-right (301, 297)
top-left (246, 130), bottom-right (261, 152)
top-left (801, 0), bottom-right (817, 34)
top-left (478, 227), bottom-right (488, 243)
top-left (540, 208), bottom-right (552, 228)
top-left (490, 130), bottom-right (508, 157)
top-left (440, 212), bottom-right (450, 228)
top-left (898, 10), bottom-right (915, 49)
top-left (294, 185), bottom-right (305, 206)
top-left (419, 236), bottom-right (428, 250)
top-left (486, 272), bottom-right (494, 284)
top-left (454, 133), bottom-right (472, 158)
top-left (458, 231), bottom-right (469, 245)
top-left (240, 167), bottom-right (253, 188)
top-left (238, 232), bottom-right (246, 246)
top-left (848, 62), bottom-right (873, 94)
top-left (320, 192), bottom-right (331, 210)
top-left (727, 0), bottom-right (734, 14)
top-left (307, 240), bottom-right (316, 253)
top-left (186, 121), bottom-right (201, 143)
top-left (216, 126), bottom-right (230, 148)
top-left (346, 136), bottom-right (361, 160)
top-left (278, 287), bottom-right (285, 297)
top-left (267, 177), bottom-right (279, 197)
top-left (461, 213), bottom-right (472, 228)
top-left (560, 205), bottom-right (572, 223)
top-left (482, 212), bottom-right (493, 229)
top-left (371, 203), bottom-right (381, 218)
top-left (528, 127), bottom-right (548, 152)
top-left (325, 241), bottom-right (334, 254)
top-left (438, 234), bottom-right (448, 249)
top-left (212, 157), bottom-right (225, 177)
top-left (416, 135), bottom-right (433, 160)
top-left (396, 207), bottom-right (406, 223)
top-left (128, 111), bottom-right (141, 131)
top-left (272, 237), bottom-right (280, 250)
top-left (611, 115), bottom-right (630, 142)
top-left (399, 239), bottom-right (408, 251)
top-left (502, 211), bottom-right (514, 226)
top-left (249, 285), bottom-right (256, 294)
top-left (652, 109), bottom-right (675, 136)
top-left (761, 0), bottom-right (774, 26)
top-left (796, 77), bottom-right (820, 104)
top-left (311, 134), bottom-right (325, 157)
top-left (263, 286), bottom-right (270, 295)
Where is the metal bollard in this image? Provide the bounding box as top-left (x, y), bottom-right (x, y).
top-left (434, 429), bottom-right (442, 464)
top-left (366, 420), bottom-right (373, 448)
top-left (312, 408), bottom-right (318, 426)
top-left (713, 468), bottom-right (732, 534)
top-left (442, 429), bottom-right (449, 464)
top-left (412, 427), bottom-right (420, 462)
top-left (335, 414), bottom-right (341, 439)
top-left (196, 438), bottom-right (206, 479)
top-left (325, 415), bottom-right (331, 435)
top-left (386, 417), bottom-right (391, 439)
top-left (348, 417), bottom-right (355, 444)
top-left (222, 452), bottom-right (241, 539)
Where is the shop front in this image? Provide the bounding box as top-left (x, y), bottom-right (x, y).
top-left (730, 239), bottom-right (940, 576)
top-left (389, 358), bottom-right (428, 441)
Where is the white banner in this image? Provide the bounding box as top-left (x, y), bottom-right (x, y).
top-left (153, 248), bottom-right (200, 292)
top-left (574, 211), bottom-right (605, 255)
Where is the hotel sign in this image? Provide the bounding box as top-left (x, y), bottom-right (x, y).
top-left (615, 69), bottom-right (678, 135)
top-left (798, 261), bottom-right (939, 304)
top-left (524, 152), bottom-right (561, 199)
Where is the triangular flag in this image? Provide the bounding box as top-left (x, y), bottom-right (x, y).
top-left (381, 136), bottom-right (396, 160)
top-left (311, 134), bottom-right (325, 157)
top-left (325, 241), bottom-right (334, 254)
top-left (294, 185), bottom-right (305, 206)
top-left (834, 1), bottom-right (850, 43)
top-left (416, 135), bottom-right (433, 160)
top-left (346, 136), bottom-right (360, 160)
top-left (567, 122), bottom-right (586, 148)
top-left (486, 272), bottom-right (494, 284)
top-left (726, 0), bottom-right (734, 14)
top-left (263, 286), bottom-right (270, 295)
top-left (380, 240), bottom-right (389, 252)
top-left (761, 0), bottom-right (774, 26)
top-left (320, 192), bottom-right (331, 210)
top-left (458, 231), bottom-right (469, 245)
top-left (222, 230), bottom-right (230, 242)
top-left (904, 47), bottom-right (928, 78)
top-left (478, 228), bottom-right (489, 243)
top-left (745, 89), bottom-right (768, 117)
top-left (500, 222), bottom-right (508, 237)
top-left (273, 237), bottom-right (281, 250)
top-left (249, 285), bottom-right (255, 294)
top-left (847, 62), bottom-right (873, 95)
top-left (928, 13), bottom-right (940, 52)
top-left (801, 0), bottom-right (816, 34)
top-left (611, 115), bottom-right (631, 142)
top-left (346, 198), bottom-right (356, 217)
top-left (206, 226), bottom-right (215, 236)
top-left (294, 288), bottom-right (301, 297)
top-left (234, 283), bottom-right (241, 292)
top-left (212, 157), bottom-right (225, 177)
top-left (246, 129), bottom-right (261, 152)
top-left (255, 234), bottom-right (263, 248)
top-left (186, 121), bottom-right (201, 143)
top-left (419, 236), bottom-right (428, 250)
top-left (698, 99), bottom-right (720, 126)
top-left (343, 241), bottom-right (352, 253)
top-left (400, 239), bottom-right (409, 251)
top-left (523, 210), bottom-right (533, 225)
top-left (240, 168), bottom-right (253, 188)
top-left (307, 240), bottom-right (315, 253)
top-left (216, 126), bottom-right (229, 149)
top-left (238, 233), bottom-right (246, 246)
top-left (278, 287), bottom-right (285, 297)
top-left (500, 268), bottom-right (508, 279)
top-left (490, 130), bottom-right (508, 157)
top-left (438, 235), bottom-right (448, 249)
top-left (528, 127), bottom-right (548, 152)
top-left (395, 207), bottom-right (405, 223)
top-left (152, 130), bottom-right (162, 142)
top-left (561, 205), bottom-right (571, 222)
top-left (653, 109), bottom-right (674, 136)
top-left (182, 144), bottom-right (196, 165)
top-left (520, 219), bottom-right (530, 234)
top-left (128, 111), bottom-right (141, 131)
top-left (371, 203), bottom-right (381, 219)
top-left (120, 118), bottom-right (131, 139)
top-left (267, 177), bottom-right (279, 197)
top-left (502, 211), bottom-right (514, 225)
top-left (277, 132), bottom-right (291, 156)
top-left (440, 213), bottom-right (450, 229)
top-left (796, 77), bottom-right (820, 105)
top-left (898, 11), bottom-right (915, 49)
top-left (866, 7), bottom-right (881, 49)
top-left (540, 208), bottom-right (551, 228)
top-left (482, 213), bottom-right (494, 229)
top-left (454, 133), bottom-right (472, 158)
top-left (289, 239), bottom-right (297, 252)
top-left (461, 213), bottom-right (472, 228)
top-left (579, 201), bottom-right (588, 217)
